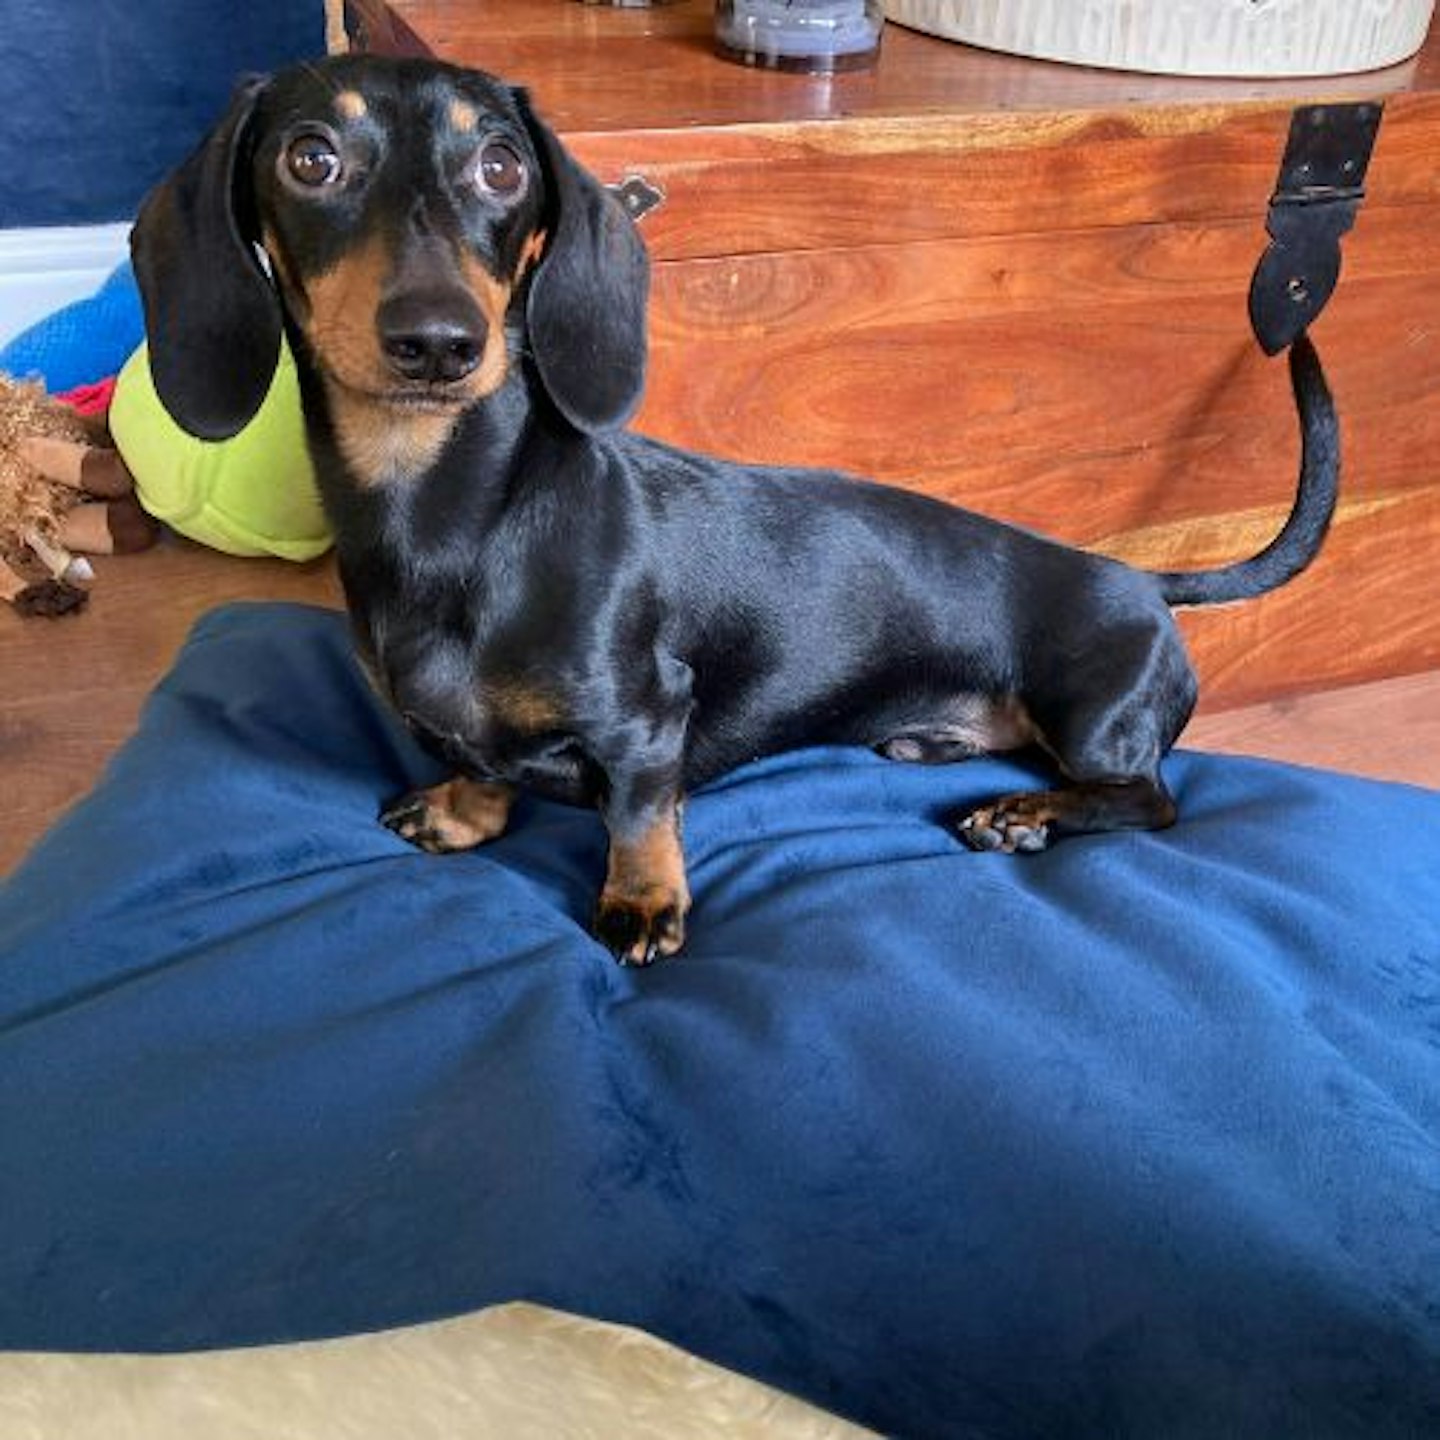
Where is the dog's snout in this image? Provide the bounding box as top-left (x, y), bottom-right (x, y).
top-left (377, 290), bottom-right (486, 385)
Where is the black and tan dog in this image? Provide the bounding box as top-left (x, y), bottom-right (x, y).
top-left (131, 56), bottom-right (1339, 965)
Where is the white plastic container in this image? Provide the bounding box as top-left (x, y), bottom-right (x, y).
top-left (884, 0), bottom-right (1436, 77)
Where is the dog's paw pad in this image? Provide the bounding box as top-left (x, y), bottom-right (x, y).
top-left (956, 815), bottom-right (1004, 851)
top-left (380, 794), bottom-right (469, 853)
top-left (593, 895), bottom-right (686, 967)
top-left (955, 802), bottom-right (1052, 855)
top-left (380, 796), bottom-right (433, 844)
top-left (380, 779), bottom-right (512, 854)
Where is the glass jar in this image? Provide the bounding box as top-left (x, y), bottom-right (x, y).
top-left (715, 0), bottom-right (885, 73)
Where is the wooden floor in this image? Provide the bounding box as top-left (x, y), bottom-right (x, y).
top-left (1, 540), bottom-right (339, 879)
top-left (1185, 669), bottom-right (1440, 789)
top-left (1, 533), bottom-right (1434, 879)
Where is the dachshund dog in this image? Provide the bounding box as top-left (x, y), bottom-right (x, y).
top-left (131, 55), bottom-right (1339, 965)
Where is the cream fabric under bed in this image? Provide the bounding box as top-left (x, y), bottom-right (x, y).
top-left (0, 1303), bottom-right (874, 1440)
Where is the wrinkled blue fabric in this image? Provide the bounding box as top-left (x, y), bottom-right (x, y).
top-left (2, 603), bottom-right (1438, 1438)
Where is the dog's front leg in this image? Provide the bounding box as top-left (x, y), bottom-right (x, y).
top-left (594, 767), bottom-right (690, 967)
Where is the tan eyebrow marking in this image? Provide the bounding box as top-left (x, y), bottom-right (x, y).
top-left (449, 98), bottom-right (479, 132)
top-left (335, 90), bottom-right (368, 121)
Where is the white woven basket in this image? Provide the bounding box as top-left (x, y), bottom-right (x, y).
top-left (884, 0), bottom-right (1435, 77)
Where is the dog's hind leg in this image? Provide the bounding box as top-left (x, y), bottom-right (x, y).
top-left (950, 622), bottom-right (1193, 854)
top-left (955, 775), bottom-right (1177, 853)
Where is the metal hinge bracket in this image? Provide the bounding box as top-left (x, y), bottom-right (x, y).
top-left (606, 175), bottom-right (666, 224)
top-left (1249, 102), bottom-right (1383, 354)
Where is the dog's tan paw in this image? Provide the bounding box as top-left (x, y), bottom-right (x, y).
top-left (955, 795), bottom-right (1055, 854)
top-left (593, 889), bottom-right (688, 967)
top-left (380, 777), bottom-right (513, 853)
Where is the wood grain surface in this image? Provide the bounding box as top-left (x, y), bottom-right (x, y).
top-left (564, 98), bottom-right (1440, 263)
top-left (373, 0), bottom-right (1433, 133)
top-left (1184, 670), bottom-right (1440, 788)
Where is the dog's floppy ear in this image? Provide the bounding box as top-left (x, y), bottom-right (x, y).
top-left (130, 76), bottom-right (281, 441)
top-left (517, 93), bottom-right (649, 434)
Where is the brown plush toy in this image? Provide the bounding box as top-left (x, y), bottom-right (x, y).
top-left (0, 373), bottom-right (158, 617)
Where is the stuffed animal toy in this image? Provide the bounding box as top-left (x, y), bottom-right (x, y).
top-left (0, 256), bottom-right (331, 618)
top-left (0, 339), bottom-right (331, 617)
top-left (0, 373), bottom-right (158, 616)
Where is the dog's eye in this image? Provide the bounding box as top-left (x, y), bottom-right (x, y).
top-left (475, 140), bottom-right (525, 198)
top-left (285, 133), bottom-right (343, 188)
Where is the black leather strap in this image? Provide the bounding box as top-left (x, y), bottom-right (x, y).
top-left (1249, 103), bottom-right (1383, 355)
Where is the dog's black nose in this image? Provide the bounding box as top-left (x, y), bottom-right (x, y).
top-left (377, 291), bottom-right (486, 385)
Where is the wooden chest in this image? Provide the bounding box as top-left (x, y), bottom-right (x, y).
top-left (349, 0), bottom-right (1440, 713)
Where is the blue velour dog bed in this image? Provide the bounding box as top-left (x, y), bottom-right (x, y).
top-left (2, 603), bottom-right (1438, 1438)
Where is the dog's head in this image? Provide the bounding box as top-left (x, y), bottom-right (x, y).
top-left (130, 56), bottom-right (650, 444)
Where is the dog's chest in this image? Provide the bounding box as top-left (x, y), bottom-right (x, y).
top-left (370, 620), bottom-right (577, 778)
